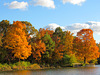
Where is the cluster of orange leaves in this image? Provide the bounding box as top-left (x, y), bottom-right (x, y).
top-left (53, 36), bottom-right (64, 60)
top-left (32, 40), bottom-right (46, 61)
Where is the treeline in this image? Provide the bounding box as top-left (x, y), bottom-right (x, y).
top-left (0, 20), bottom-right (100, 67)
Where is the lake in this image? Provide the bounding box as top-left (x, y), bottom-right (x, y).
top-left (0, 65), bottom-right (100, 75)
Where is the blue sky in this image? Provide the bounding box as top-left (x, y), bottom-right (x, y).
top-left (0, 0), bottom-right (100, 43)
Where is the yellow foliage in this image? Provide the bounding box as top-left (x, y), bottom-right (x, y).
top-left (64, 31), bottom-right (74, 55)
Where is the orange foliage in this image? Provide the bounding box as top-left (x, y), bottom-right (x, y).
top-left (52, 36), bottom-right (64, 62)
top-left (4, 21), bottom-right (32, 60)
top-left (53, 44), bottom-right (64, 61)
top-left (74, 29), bottom-right (100, 63)
top-left (39, 28), bottom-right (54, 37)
top-left (32, 40), bottom-right (46, 61)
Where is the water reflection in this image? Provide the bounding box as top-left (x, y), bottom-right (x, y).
top-left (0, 70), bottom-right (31, 75)
top-left (15, 70), bottom-right (31, 75)
top-left (0, 65), bottom-right (100, 75)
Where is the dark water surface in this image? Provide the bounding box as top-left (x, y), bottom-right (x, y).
top-left (0, 65), bottom-right (100, 75)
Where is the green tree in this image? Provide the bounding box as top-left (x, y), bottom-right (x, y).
top-left (42, 33), bottom-right (55, 64)
top-left (21, 21), bottom-right (38, 44)
top-left (0, 20), bottom-right (10, 49)
top-left (0, 20), bottom-right (10, 35)
top-left (21, 21), bottom-right (38, 36)
top-left (96, 43), bottom-right (100, 52)
top-left (0, 20), bottom-right (10, 63)
top-left (53, 27), bottom-right (64, 42)
top-left (52, 27), bottom-right (65, 65)
top-left (60, 54), bottom-right (77, 66)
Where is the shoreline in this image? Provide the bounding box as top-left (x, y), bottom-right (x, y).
top-left (0, 64), bottom-right (96, 72)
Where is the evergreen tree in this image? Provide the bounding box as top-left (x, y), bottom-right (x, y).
top-left (42, 33), bottom-right (55, 64)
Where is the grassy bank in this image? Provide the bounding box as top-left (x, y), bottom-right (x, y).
top-left (0, 61), bottom-right (41, 71)
top-left (0, 61), bottom-right (96, 72)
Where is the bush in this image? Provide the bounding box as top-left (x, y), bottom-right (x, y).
top-left (29, 63), bottom-right (41, 69)
top-left (10, 61), bottom-right (31, 70)
top-left (89, 59), bottom-right (98, 64)
top-left (15, 61), bottom-right (31, 67)
top-left (0, 63), bottom-right (2, 70)
top-left (60, 54), bottom-right (77, 66)
top-left (0, 63), bottom-right (12, 71)
top-left (0, 61), bottom-right (41, 71)
top-left (69, 54), bottom-right (77, 66)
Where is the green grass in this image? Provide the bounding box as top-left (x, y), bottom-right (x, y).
top-left (0, 61), bottom-right (41, 71)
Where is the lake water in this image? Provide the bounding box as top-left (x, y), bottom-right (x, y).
top-left (0, 65), bottom-right (100, 75)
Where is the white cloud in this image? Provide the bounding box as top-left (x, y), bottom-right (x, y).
top-left (65, 21), bottom-right (100, 35)
top-left (44, 21), bottom-right (100, 35)
top-left (31, 0), bottom-right (55, 9)
top-left (62, 0), bottom-right (86, 5)
top-left (88, 21), bottom-right (100, 35)
top-left (44, 23), bottom-right (65, 31)
top-left (4, 1), bottom-right (28, 10)
top-left (65, 23), bottom-right (90, 35)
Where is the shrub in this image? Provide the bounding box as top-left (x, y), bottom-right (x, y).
top-left (60, 54), bottom-right (77, 66)
top-left (0, 62), bottom-right (40, 71)
top-left (69, 54), bottom-right (77, 66)
top-left (0, 63), bottom-right (12, 71)
top-left (29, 63), bottom-right (41, 69)
top-left (13, 61), bottom-right (31, 70)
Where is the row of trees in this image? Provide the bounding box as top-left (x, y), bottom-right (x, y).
top-left (0, 20), bottom-right (99, 66)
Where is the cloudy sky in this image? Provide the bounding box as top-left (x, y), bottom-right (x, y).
top-left (0, 0), bottom-right (100, 43)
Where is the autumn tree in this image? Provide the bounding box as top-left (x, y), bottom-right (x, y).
top-left (74, 29), bottom-right (100, 63)
top-left (63, 31), bottom-right (74, 55)
top-left (52, 43), bottom-right (64, 65)
top-left (31, 33), bottom-right (46, 62)
top-left (51, 27), bottom-right (65, 65)
top-left (53, 28), bottom-right (75, 65)
top-left (58, 31), bottom-right (75, 66)
top-left (32, 40), bottom-right (46, 61)
top-left (3, 21), bottom-right (32, 61)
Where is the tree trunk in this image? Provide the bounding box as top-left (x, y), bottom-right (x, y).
top-left (19, 58), bottom-right (20, 62)
top-left (8, 58), bottom-right (11, 64)
top-left (84, 57), bottom-right (86, 64)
